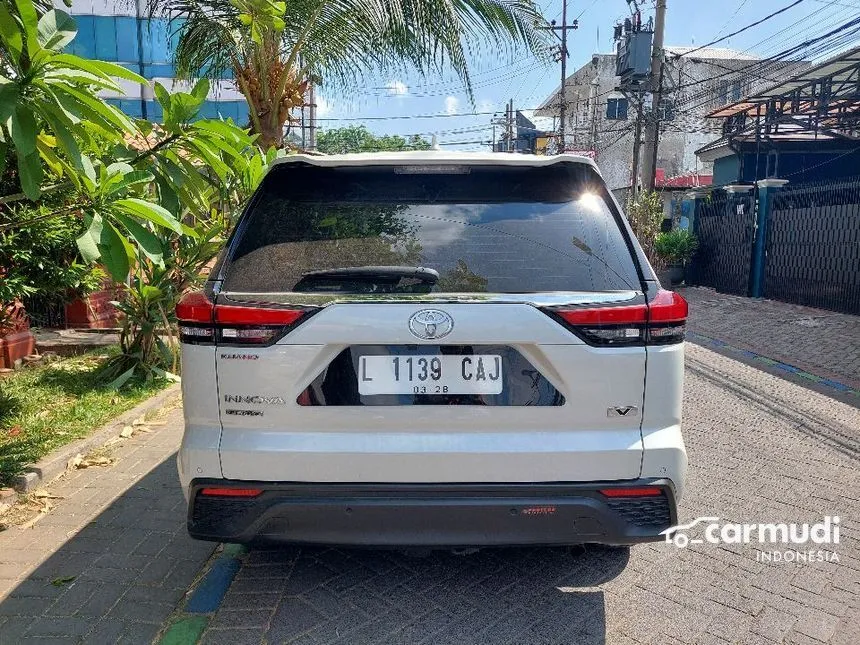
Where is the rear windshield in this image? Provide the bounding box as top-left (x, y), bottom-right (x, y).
top-left (222, 163), bottom-right (641, 294)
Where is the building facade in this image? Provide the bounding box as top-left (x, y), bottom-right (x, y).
top-left (535, 48), bottom-right (809, 195)
top-left (58, 0), bottom-right (249, 122)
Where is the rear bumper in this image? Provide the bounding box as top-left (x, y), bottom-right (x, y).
top-left (187, 479), bottom-right (678, 546)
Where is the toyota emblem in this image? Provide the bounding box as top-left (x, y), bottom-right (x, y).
top-left (408, 309), bottom-right (454, 340)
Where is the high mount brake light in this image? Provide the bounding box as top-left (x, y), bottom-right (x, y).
top-left (547, 290), bottom-right (688, 346)
top-left (176, 291), bottom-right (313, 346)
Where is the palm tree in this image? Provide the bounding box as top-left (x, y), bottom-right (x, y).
top-left (148, 0), bottom-right (549, 149)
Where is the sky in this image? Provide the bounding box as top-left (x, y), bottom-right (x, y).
top-left (312, 0), bottom-right (860, 149)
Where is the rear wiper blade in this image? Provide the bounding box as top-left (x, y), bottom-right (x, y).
top-left (300, 266), bottom-right (440, 284)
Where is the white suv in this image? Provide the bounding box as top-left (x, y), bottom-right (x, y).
top-left (176, 152), bottom-right (687, 547)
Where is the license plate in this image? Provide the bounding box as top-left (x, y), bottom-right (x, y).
top-left (358, 355), bottom-right (503, 395)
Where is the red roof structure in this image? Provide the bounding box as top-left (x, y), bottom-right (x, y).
top-left (654, 169), bottom-right (713, 188)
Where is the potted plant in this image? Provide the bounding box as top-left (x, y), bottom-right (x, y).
top-left (655, 229), bottom-right (699, 286)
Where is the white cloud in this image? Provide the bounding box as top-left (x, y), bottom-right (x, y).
top-left (445, 96), bottom-right (460, 115)
top-left (385, 80), bottom-right (408, 96)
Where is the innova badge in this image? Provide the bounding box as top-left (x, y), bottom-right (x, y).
top-left (408, 309), bottom-right (454, 340)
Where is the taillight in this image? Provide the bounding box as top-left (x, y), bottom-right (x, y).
top-left (176, 291), bottom-right (215, 344)
top-left (176, 291), bottom-right (314, 346)
top-left (546, 289), bottom-right (687, 346)
top-left (645, 289), bottom-right (688, 345)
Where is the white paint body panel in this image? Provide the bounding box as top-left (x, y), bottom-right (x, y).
top-left (641, 342), bottom-right (688, 500)
top-left (213, 302), bottom-right (657, 484)
top-left (177, 344), bottom-right (222, 499)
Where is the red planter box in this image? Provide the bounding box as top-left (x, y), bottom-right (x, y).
top-left (64, 287), bottom-right (121, 329)
top-left (0, 302), bottom-right (36, 368)
top-left (0, 329), bottom-right (36, 369)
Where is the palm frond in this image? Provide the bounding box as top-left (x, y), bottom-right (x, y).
top-left (151, 0), bottom-right (550, 97)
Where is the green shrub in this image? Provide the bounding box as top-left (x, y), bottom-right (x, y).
top-left (0, 205), bottom-right (106, 326)
top-left (655, 229), bottom-right (699, 266)
top-left (627, 191), bottom-right (665, 267)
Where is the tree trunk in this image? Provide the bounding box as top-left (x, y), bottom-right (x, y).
top-left (235, 57), bottom-right (307, 151)
top-left (255, 115), bottom-right (284, 150)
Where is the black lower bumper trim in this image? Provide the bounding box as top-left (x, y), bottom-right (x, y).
top-left (187, 480), bottom-right (678, 547)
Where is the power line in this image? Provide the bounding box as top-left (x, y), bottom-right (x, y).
top-left (670, 14), bottom-right (860, 110)
top-left (316, 109), bottom-right (520, 122)
top-left (676, 0), bottom-right (807, 59)
top-left (713, 0), bottom-right (752, 40)
top-left (365, 63), bottom-right (548, 99)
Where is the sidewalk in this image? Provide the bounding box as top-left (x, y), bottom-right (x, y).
top-left (681, 287), bottom-right (860, 393)
top-left (0, 405), bottom-right (216, 644)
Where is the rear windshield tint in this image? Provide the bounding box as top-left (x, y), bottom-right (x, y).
top-left (222, 162), bottom-right (641, 294)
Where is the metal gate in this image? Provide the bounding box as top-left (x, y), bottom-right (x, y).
top-left (766, 179), bottom-right (860, 315)
top-left (690, 189), bottom-right (757, 296)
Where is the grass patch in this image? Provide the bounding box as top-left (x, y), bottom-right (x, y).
top-left (0, 348), bottom-right (170, 487)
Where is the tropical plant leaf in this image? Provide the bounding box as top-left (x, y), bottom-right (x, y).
top-left (76, 214), bottom-right (103, 263)
top-left (39, 103), bottom-right (83, 168)
top-left (14, 0), bottom-right (39, 56)
top-left (58, 84), bottom-right (137, 134)
top-left (16, 149), bottom-right (42, 200)
top-left (106, 366), bottom-right (136, 390)
top-left (113, 213), bottom-right (165, 266)
top-left (113, 198), bottom-right (185, 234)
top-left (188, 139), bottom-right (230, 179)
top-left (37, 9), bottom-right (77, 50)
top-left (140, 284), bottom-right (163, 300)
top-left (9, 105), bottom-right (38, 155)
top-left (51, 54), bottom-right (148, 85)
top-left (193, 119), bottom-right (254, 145)
top-left (97, 218), bottom-right (131, 281)
top-left (152, 82), bottom-right (171, 109)
top-left (105, 169), bottom-right (154, 196)
top-left (153, 172), bottom-right (180, 215)
top-left (35, 134), bottom-right (65, 176)
top-left (191, 77), bottom-right (210, 101)
top-left (0, 2), bottom-right (24, 66)
top-left (0, 82), bottom-right (20, 123)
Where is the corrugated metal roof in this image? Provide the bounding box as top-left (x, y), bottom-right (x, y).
top-left (706, 46), bottom-right (860, 118)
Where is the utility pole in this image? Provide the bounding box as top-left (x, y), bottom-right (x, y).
top-left (559, 0), bottom-right (568, 151)
top-left (507, 98), bottom-right (514, 152)
top-left (629, 96), bottom-right (644, 203)
top-left (641, 0), bottom-right (666, 191)
top-left (543, 1), bottom-right (578, 153)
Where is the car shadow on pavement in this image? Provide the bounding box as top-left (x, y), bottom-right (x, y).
top-left (207, 543), bottom-right (629, 644)
top-left (0, 456), bottom-right (216, 645)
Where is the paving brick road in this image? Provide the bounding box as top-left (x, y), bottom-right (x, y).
top-left (1, 292), bottom-right (858, 644)
top-left (682, 287), bottom-right (860, 392)
top-left (0, 405), bottom-right (216, 644)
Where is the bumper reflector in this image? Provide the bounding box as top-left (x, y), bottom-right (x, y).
top-left (199, 487), bottom-right (263, 498)
top-left (599, 487), bottom-right (662, 497)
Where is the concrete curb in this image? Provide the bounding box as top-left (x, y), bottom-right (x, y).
top-left (12, 382), bottom-right (182, 494)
